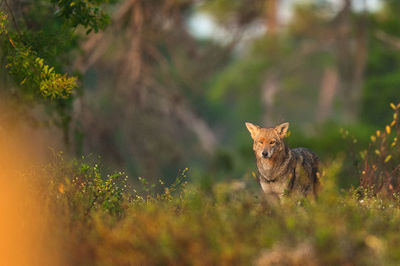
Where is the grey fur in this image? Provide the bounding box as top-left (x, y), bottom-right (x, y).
top-left (246, 122), bottom-right (319, 200)
top-left (258, 145), bottom-right (319, 199)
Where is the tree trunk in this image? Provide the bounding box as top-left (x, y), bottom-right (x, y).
top-left (316, 67), bottom-right (339, 121)
top-left (262, 72), bottom-right (279, 126)
top-left (333, 0), bottom-right (367, 122)
top-left (265, 0), bottom-right (279, 34)
top-left (261, 0), bottom-right (280, 126)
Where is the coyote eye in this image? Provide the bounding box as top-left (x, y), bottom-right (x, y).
top-left (259, 141), bottom-right (264, 144)
top-left (270, 140), bottom-right (275, 145)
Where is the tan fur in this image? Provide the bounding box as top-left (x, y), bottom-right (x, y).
top-left (246, 122), bottom-right (319, 200)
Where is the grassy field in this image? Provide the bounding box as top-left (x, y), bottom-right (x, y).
top-left (3, 156), bottom-right (398, 266)
top-left (1, 106), bottom-right (399, 266)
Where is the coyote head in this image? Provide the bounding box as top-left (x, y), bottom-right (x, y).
top-left (245, 122), bottom-right (289, 160)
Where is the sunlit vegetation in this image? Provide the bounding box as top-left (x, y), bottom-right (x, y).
top-left (1, 105), bottom-right (397, 265)
top-left (1, 0), bottom-right (400, 265)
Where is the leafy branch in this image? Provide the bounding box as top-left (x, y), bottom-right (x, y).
top-left (0, 12), bottom-right (77, 100)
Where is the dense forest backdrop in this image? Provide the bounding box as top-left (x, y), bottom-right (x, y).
top-left (0, 0), bottom-right (399, 187)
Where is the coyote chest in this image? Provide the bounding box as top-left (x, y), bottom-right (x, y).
top-left (256, 154), bottom-right (293, 197)
top-left (246, 122), bottom-right (319, 199)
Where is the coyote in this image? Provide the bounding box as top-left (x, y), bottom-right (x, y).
top-left (246, 122), bottom-right (319, 199)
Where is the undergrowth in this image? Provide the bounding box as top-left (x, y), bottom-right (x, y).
top-left (22, 157), bottom-right (400, 266)
top-left (11, 103), bottom-right (400, 265)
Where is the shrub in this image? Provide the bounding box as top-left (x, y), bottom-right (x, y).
top-left (360, 103), bottom-right (400, 196)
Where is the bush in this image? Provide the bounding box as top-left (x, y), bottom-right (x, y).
top-left (360, 103), bottom-right (400, 196)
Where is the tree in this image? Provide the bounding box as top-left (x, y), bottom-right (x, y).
top-left (65, 0), bottom-right (230, 178)
top-left (0, 0), bottom-right (111, 144)
top-left (361, 0), bottom-right (400, 126)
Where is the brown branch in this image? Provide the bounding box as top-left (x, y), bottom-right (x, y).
top-left (3, 0), bottom-right (21, 35)
top-left (6, 32), bottom-right (15, 48)
top-left (73, 0), bottom-right (137, 72)
top-left (174, 102), bottom-right (217, 154)
top-left (375, 30), bottom-right (400, 50)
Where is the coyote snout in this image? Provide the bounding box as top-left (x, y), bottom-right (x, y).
top-left (262, 150), bottom-right (271, 158)
top-left (260, 140), bottom-right (276, 159)
top-left (246, 122), bottom-right (319, 199)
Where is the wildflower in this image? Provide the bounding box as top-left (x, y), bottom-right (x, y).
top-left (58, 183), bottom-right (65, 194)
top-left (386, 125), bottom-right (391, 134)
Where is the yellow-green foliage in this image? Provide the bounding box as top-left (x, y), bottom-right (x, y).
top-left (0, 12), bottom-right (7, 35)
top-left (36, 58), bottom-right (77, 99)
top-left (5, 45), bottom-right (77, 100)
top-left (0, 11), bottom-right (77, 100)
top-left (361, 103), bottom-right (400, 196)
top-left (19, 154), bottom-right (400, 265)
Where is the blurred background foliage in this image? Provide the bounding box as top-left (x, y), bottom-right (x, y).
top-left (0, 0), bottom-right (399, 189)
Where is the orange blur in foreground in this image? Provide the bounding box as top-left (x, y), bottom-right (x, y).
top-left (0, 122), bottom-right (63, 266)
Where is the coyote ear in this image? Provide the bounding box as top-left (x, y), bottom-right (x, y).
top-left (274, 122), bottom-right (289, 138)
top-left (245, 122), bottom-right (260, 139)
